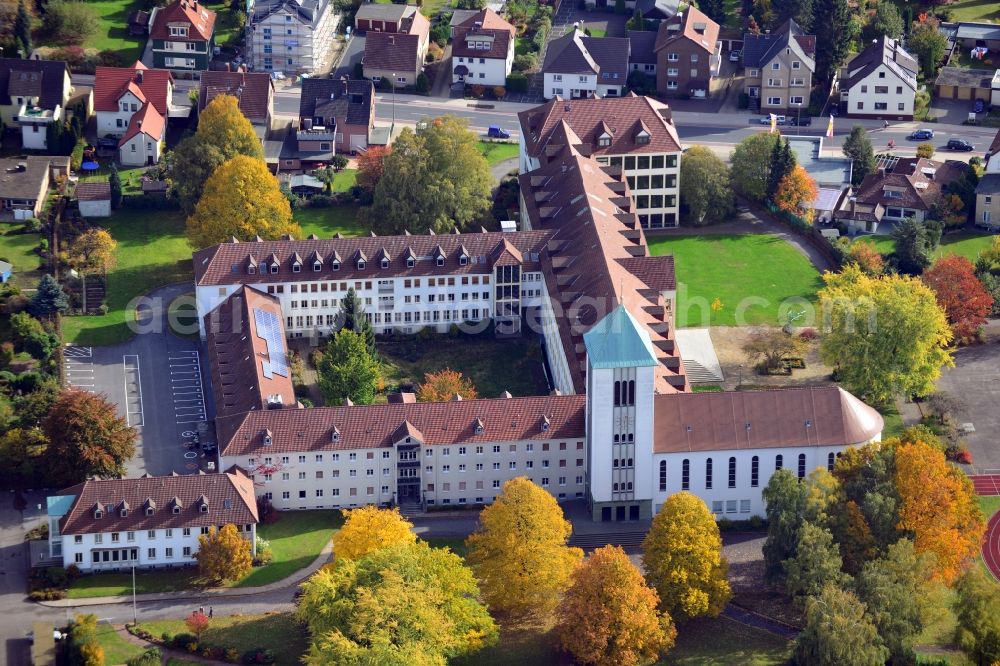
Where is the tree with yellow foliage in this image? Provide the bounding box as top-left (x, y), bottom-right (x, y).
top-left (416, 369), bottom-right (478, 402)
top-left (186, 155), bottom-right (300, 249)
top-left (641, 492), bottom-right (731, 621)
top-left (332, 505), bottom-right (416, 562)
top-left (195, 523), bottom-right (253, 584)
top-left (556, 545), bottom-right (676, 666)
top-left (465, 477), bottom-right (583, 618)
top-left (894, 440), bottom-right (985, 585)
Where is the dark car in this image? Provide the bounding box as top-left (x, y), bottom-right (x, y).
top-left (789, 116), bottom-right (812, 126)
top-left (974, 99), bottom-right (986, 114)
top-left (946, 139), bottom-right (975, 151)
top-left (908, 129), bottom-right (935, 140)
top-left (487, 125), bottom-right (510, 139)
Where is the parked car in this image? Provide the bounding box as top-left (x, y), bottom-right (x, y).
top-left (974, 99), bottom-right (986, 114)
top-left (788, 116), bottom-right (812, 126)
top-left (946, 139), bottom-right (975, 151)
top-left (759, 115), bottom-right (787, 125)
top-left (908, 129), bottom-right (935, 140)
top-left (729, 49), bottom-right (741, 62)
top-left (487, 125), bottom-right (510, 139)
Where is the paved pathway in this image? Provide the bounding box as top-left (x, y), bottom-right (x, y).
top-left (722, 605), bottom-right (801, 639)
top-left (39, 541), bottom-right (332, 608)
top-left (491, 157), bottom-right (518, 184)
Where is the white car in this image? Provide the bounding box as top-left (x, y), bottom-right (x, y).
top-left (729, 50), bottom-right (741, 62)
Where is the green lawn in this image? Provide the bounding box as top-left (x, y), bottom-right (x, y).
top-left (68, 568), bottom-right (204, 599)
top-left (584, 27), bottom-right (607, 38)
top-left (477, 141), bottom-right (519, 167)
top-left (78, 167), bottom-right (146, 195)
top-left (978, 495), bottom-right (1000, 519)
top-left (374, 0), bottom-right (451, 17)
top-left (0, 222), bottom-right (44, 289)
top-left (94, 622), bottom-right (147, 664)
top-left (378, 333), bottom-right (548, 398)
top-left (141, 613), bottom-right (309, 666)
top-left (75, 0), bottom-right (148, 63)
top-left (879, 402), bottom-right (905, 439)
top-left (329, 169), bottom-right (357, 192)
top-left (936, 0), bottom-right (1000, 22)
top-left (234, 509), bottom-right (341, 588)
top-left (205, 0), bottom-right (241, 48)
top-left (61, 209), bottom-right (193, 346)
top-left (936, 232), bottom-right (998, 263)
top-left (293, 205), bottom-right (366, 239)
top-left (424, 536), bottom-right (469, 558)
top-left (667, 616), bottom-right (792, 665)
top-left (852, 235), bottom-right (896, 256)
top-left (647, 234), bottom-right (823, 327)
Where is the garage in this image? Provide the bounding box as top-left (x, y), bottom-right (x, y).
top-left (350, 134), bottom-right (368, 154)
top-left (934, 66), bottom-right (995, 102)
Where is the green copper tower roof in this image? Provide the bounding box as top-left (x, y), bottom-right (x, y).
top-left (584, 304), bottom-right (658, 369)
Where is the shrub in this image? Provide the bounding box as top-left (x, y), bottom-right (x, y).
top-left (21, 217), bottom-right (42, 233)
top-left (798, 327), bottom-right (819, 341)
top-left (226, 647), bottom-right (240, 663)
top-left (45, 567), bottom-right (68, 587)
top-left (506, 71), bottom-right (529, 92)
top-left (242, 648), bottom-right (276, 664)
top-left (126, 648), bottom-right (161, 666)
top-left (493, 86), bottom-right (506, 99)
top-left (416, 72), bottom-right (430, 94)
top-left (161, 632), bottom-right (173, 643)
top-left (470, 84), bottom-right (485, 98)
top-left (513, 53), bottom-right (538, 72)
top-left (172, 633), bottom-right (197, 650)
top-left (66, 564), bottom-right (81, 581)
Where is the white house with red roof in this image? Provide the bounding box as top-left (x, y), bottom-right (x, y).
top-left (94, 63), bottom-right (173, 165)
top-left (451, 9), bottom-right (516, 88)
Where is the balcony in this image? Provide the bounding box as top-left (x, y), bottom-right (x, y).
top-left (710, 41), bottom-right (723, 78)
top-left (16, 103), bottom-right (60, 125)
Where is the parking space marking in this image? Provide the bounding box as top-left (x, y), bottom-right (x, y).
top-left (168, 350), bottom-right (206, 427)
top-left (64, 346), bottom-right (95, 391)
top-left (123, 355), bottom-right (145, 427)
top-left (64, 346), bottom-right (93, 359)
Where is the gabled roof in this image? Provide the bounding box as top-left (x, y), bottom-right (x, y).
top-left (653, 386), bottom-right (884, 453)
top-left (584, 305), bottom-right (659, 368)
top-left (842, 36), bottom-right (918, 91)
top-left (199, 71), bottom-right (274, 124)
top-left (543, 31), bottom-right (630, 81)
top-left (456, 7), bottom-right (514, 32)
top-left (364, 12), bottom-right (429, 72)
top-left (742, 19), bottom-right (815, 71)
top-left (354, 3), bottom-right (416, 23)
top-left (150, 0), bottom-right (216, 42)
top-left (54, 470), bottom-right (258, 535)
top-left (118, 102), bottom-right (165, 145)
top-left (976, 173), bottom-right (1000, 195)
top-left (851, 157), bottom-right (967, 212)
top-left (75, 182), bottom-right (112, 201)
top-left (626, 30), bottom-right (657, 64)
top-left (653, 5), bottom-right (720, 55)
top-left (635, 0), bottom-right (678, 19)
top-left (452, 9), bottom-right (516, 60)
top-left (94, 64), bottom-right (172, 114)
top-left (299, 77), bottom-right (374, 127)
top-left (251, 0), bottom-right (332, 28)
top-left (0, 58), bottom-right (69, 110)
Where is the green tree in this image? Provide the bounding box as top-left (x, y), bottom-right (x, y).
top-left (171, 94), bottom-right (265, 213)
top-left (766, 137), bottom-right (795, 202)
top-left (862, 2), bottom-right (903, 41)
top-left (892, 217), bottom-right (941, 275)
top-left (842, 126), bottom-right (876, 186)
top-left (908, 16), bottom-right (948, 80)
top-left (317, 329), bottom-right (381, 405)
top-left (41, 389), bottom-right (137, 486)
top-left (812, 0), bottom-right (854, 83)
top-left (699, 0), bottom-right (727, 24)
top-left (614, 0), bottom-right (626, 14)
top-left (730, 133), bottom-right (780, 201)
top-left (14, 0), bottom-right (32, 56)
top-left (109, 164), bottom-right (122, 210)
top-left (772, 0), bottom-right (812, 31)
top-left (186, 155), bottom-right (300, 249)
top-left (641, 492), bottom-right (731, 621)
top-left (794, 585), bottom-right (888, 666)
top-left (28, 274), bottom-right (69, 317)
top-left (856, 539), bottom-right (932, 665)
top-left (954, 568), bottom-right (1000, 666)
top-left (10, 312), bottom-right (59, 360)
top-left (782, 521), bottom-right (850, 598)
top-left (679, 145), bottom-right (734, 225)
top-left (337, 288), bottom-right (375, 354)
top-left (466, 477), bottom-right (583, 618)
top-left (195, 524), bottom-right (253, 583)
top-left (360, 117), bottom-right (493, 235)
top-left (626, 8), bottom-right (644, 31)
top-left (818, 265), bottom-right (953, 404)
top-left (297, 541), bottom-right (497, 665)
top-left (331, 154), bottom-right (349, 172)
top-left (762, 468), bottom-right (808, 581)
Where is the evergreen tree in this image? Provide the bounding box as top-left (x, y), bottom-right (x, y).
top-left (812, 0), bottom-right (853, 83)
top-left (772, 0), bottom-right (812, 31)
top-left (862, 2), bottom-right (904, 42)
top-left (29, 274), bottom-right (69, 317)
top-left (14, 0), bottom-right (32, 57)
top-left (108, 165), bottom-right (122, 210)
top-left (699, 0), bottom-right (727, 24)
top-left (338, 287), bottom-right (376, 354)
top-left (892, 217), bottom-right (939, 275)
top-left (317, 329), bottom-right (381, 406)
top-left (766, 138), bottom-right (795, 202)
top-left (842, 126), bottom-right (876, 186)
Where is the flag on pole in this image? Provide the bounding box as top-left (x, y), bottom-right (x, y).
top-left (826, 114), bottom-right (834, 138)
top-left (769, 113), bottom-right (777, 134)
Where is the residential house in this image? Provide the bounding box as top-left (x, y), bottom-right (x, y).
top-left (975, 173), bottom-right (1000, 229)
top-left (451, 9), bottom-right (516, 88)
top-left (542, 29), bottom-right (630, 99)
top-left (839, 36), bottom-right (918, 119)
top-left (247, 0), bottom-right (340, 75)
top-left (518, 94), bottom-right (684, 228)
top-left (834, 156), bottom-right (967, 233)
top-left (199, 69), bottom-right (275, 140)
top-left (0, 156), bottom-right (69, 218)
top-left (653, 6), bottom-right (721, 98)
top-left (149, 0), bottom-right (217, 71)
top-left (584, 0), bottom-right (677, 20)
top-left (95, 64), bottom-right (173, 165)
top-left (0, 58), bottom-right (73, 151)
top-left (75, 182), bottom-right (112, 218)
top-left (953, 21), bottom-right (1000, 50)
top-left (46, 471), bottom-right (259, 572)
top-left (742, 19), bottom-right (815, 113)
top-left (297, 77), bottom-right (375, 159)
top-left (354, 3), bottom-right (417, 33)
top-left (128, 9), bottom-right (151, 35)
top-left (627, 30), bottom-right (657, 80)
top-left (363, 11), bottom-right (430, 87)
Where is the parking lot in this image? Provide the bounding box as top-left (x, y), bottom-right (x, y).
top-left (63, 284), bottom-right (216, 477)
top-left (934, 334), bottom-right (1000, 472)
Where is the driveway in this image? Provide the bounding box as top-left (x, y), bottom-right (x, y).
top-left (63, 283), bottom-right (213, 478)
top-left (330, 34), bottom-right (366, 81)
top-left (934, 335), bottom-right (1000, 472)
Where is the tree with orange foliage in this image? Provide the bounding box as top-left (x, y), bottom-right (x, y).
top-left (922, 255), bottom-right (994, 341)
top-left (356, 145), bottom-right (391, 194)
top-left (416, 368), bottom-right (478, 402)
top-left (845, 241), bottom-right (884, 275)
top-left (774, 165), bottom-right (819, 222)
top-left (556, 545), bottom-right (676, 666)
top-left (894, 441), bottom-right (985, 585)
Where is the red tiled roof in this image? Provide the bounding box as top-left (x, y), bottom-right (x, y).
top-left (57, 470), bottom-right (259, 535)
top-left (519, 94), bottom-right (682, 159)
top-left (217, 394), bottom-right (587, 457)
top-left (852, 157), bottom-right (966, 212)
top-left (118, 102), bottom-right (165, 145)
top-left (653, 5), bottom-right (720, 55)
top-left (452, 8), bottom-right (515, 60)
top-left (199, 71), bottom-right (273, 125)
top-left (616, 255), bottom-right (676, 291)
top-left (193, 230), bottom-right (553, 287)
top-left (653, 386), bottom-right (884, 453)
top-left (150, 0), bottom-right (216, 42)
top-left (75, 182), bottom-right (111, 201)
top-left (204, 286), bottom-right (297, 418)
top-left (94, 65), bottom-right (172, 114)
top-left (363, 11), bottom-right (429, 71)
top-left (988, 128), bottom-right (1000, 156)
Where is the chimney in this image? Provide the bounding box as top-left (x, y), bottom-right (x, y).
top-left (849, 196), bottom-right (856, 216)
top-left (341, 75), bottom-right (348, 96)
top-left (226, 62), bottom-right (231, 72)
top-left (136, 69), bottom-right (143, 84)
top-left (389, 35), bottom-right (395, 46)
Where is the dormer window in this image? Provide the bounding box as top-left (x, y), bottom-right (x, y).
top-left (270, 264), bottom-right (279, 274)
top-left (459, 255), bottom-right (468, 266)
top-left (313, 261), bottom-right (322, 272)
top-left (474, 418), bottom-right (484, 435)
top-left (436, 257), bottom-right (445, 267)
top-left (172, 505), bottom-right (180, 514)
top-left (635, 132), bottom-right (650, 145)
top-left (332, 261), bottom-right (341, 271)
top-left (94, 509), bottom-right (103, 519)
top-left (332, 428), bottom-right (341, 443)
top-left (120, 508), bottom-right (128, 518)
top-left (406, 257), bottom-right (414, 268)
top-left (381, 259), bottom-right (390, 269)
top-left (199, 503), bottom-right (209, 514)
top-left (598, 133), bottom-right (611, 147)
top-left (248, 266), bottom-right (256, 275)
top-left (264, 433), bottom-right (273, 445)
top-left (357, 260), bottom-right (366, 270)
top-left (292, 262), bottom-right (301, 273)
top-left (145, 507), bottom-right (154, 516)
top-left (541, 416), bottom-right (551, 432)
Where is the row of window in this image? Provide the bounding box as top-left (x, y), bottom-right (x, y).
top-left (749, 60), bottom-right (803, 74)
top-left (256, 456), bottom-right (585, 481)
top-left (602, 154), bottom-right (678, 172)
top-left (665, 52), bottom-right (701, 62)
top-left (73, 523), bottom-right (253, 544)
top-left (857, 84), bottom-right (905, 95)
top-left (76, 545), bottom-right (199, 564)
top-left (856, 102), bottom-right (907, 111)
top-left (665, 69), bottom-right (701, 78)
top-left (429, 475), bottom-right (582, 491)
top-left (658, 452), bottom-right (838, 491)
top-left (764, 96), bottom-right (805, 106)
top-left (637, 213), bottom-right (679, 229)
top-left (286, 309), bottom-right (487, 329)
top-left (633, 194), bottom-right (677, 210)
top-left (248, 442), bottom-right (585, 469)
top-left (290, 290), bottom-right (491, 308)
top-left (455, 56), bottom-right (490, 63)
top-left (623, 173), bottom-right (677, 191)
top-left (551, 74), bottom-right (591, 83)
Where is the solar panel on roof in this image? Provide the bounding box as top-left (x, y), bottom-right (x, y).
top-left (253, 307), bottom-right (289, 379)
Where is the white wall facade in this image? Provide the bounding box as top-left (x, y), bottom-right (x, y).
top-left (842, 65), bottom-right (915, 118)
top-left (544, 73), bottom-right (624, 99)
top-left (593, 150), bottom-right (681, 229)
top-left (20, 122), bottom-right (49, 150)
top-left (452, 53), bottom-right (511, 87)
top-left (119, 132), bottom-right (163, 166)
top-left (97, 90), bottom-right (145, 138)
top-left (248, 7), bottom-right (340, 75)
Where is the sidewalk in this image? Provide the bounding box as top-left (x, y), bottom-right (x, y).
top-left (38, 541), bottom-right (332, 608)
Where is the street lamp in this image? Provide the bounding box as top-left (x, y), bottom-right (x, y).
top-left (131, 564), bottom-right (137, 627)
top-left (391, 72), bottom-right (396, 138)
top-left (795, 101), bottom-right (802, 136)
